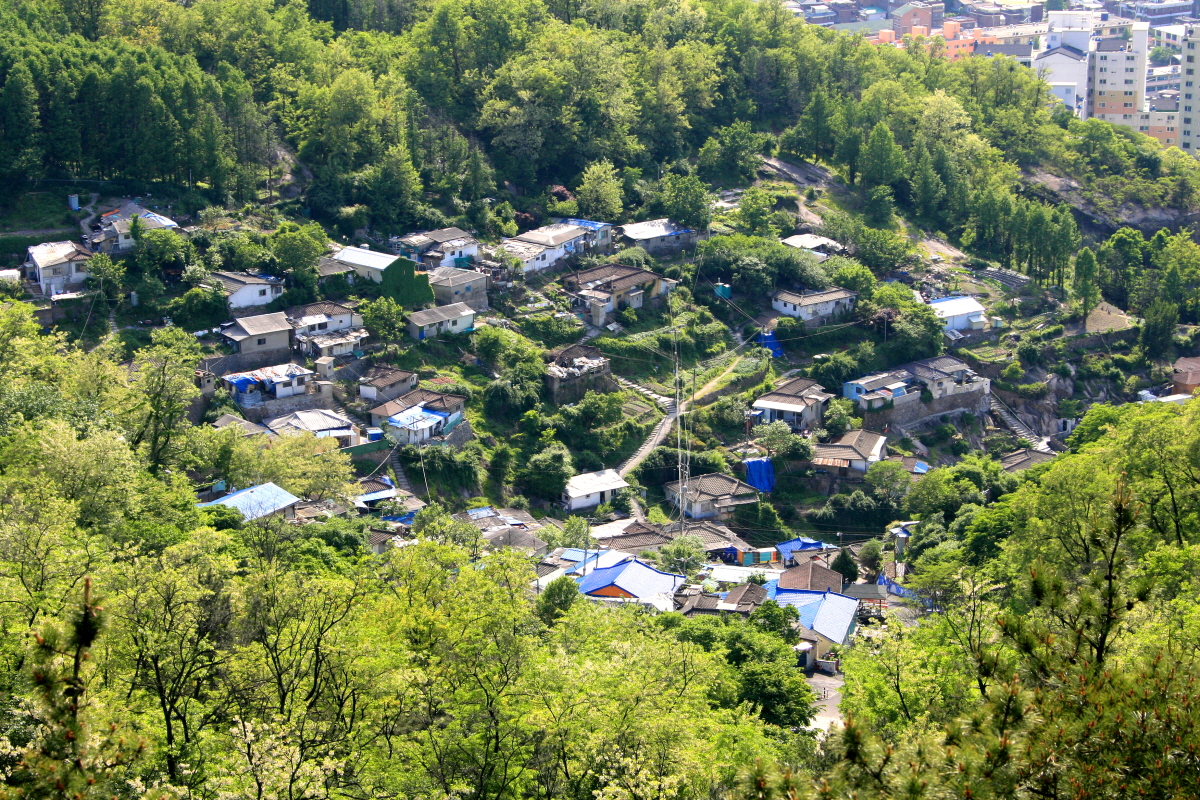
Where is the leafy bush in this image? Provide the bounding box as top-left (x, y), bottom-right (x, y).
top-left (1017, 382), bottom-right (1049, 399)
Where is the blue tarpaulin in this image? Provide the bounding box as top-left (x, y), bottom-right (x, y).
top-left (744, 458), bottom-right (775, 493)
top-left (756, 330), bottom-right (784, 357)
top-left (382, 512), bottom-right (417, 525)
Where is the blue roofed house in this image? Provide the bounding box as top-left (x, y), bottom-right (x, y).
top-left (776, 536), bottom-right (834, 566)
top-left (577, 559), bottom-right (686, 606)
top-left (198, 482), bottom-right (301, 522)
top-left (556, 218), bottom-right (615, 252)
top-left (772, 590), bottom-right (859, 666)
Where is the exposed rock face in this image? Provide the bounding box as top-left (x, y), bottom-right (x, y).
top-left (1023, 168), bottom-right (1198, 238)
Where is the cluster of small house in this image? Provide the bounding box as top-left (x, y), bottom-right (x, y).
top-left (774, 233), bottom-right (995, 338)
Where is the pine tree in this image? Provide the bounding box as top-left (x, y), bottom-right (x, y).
top-left (909, 146), bottom-right (944, 222)
top-left (0, 62), bottom-right (43, 181)
top-left (860, 123), bottom-right (903, 190)
top-left (831, 548), bottom-right (859, 584)
top-left (836, 127), bottom-right (863, 185)
top-left (1072, 247), bottom-right (1100, 321)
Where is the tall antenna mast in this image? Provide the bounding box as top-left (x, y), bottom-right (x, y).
top-left (673, 321), bottom-right (689, 538)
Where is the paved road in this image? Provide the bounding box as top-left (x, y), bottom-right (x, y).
top-left (806, 671), bottom-right (845, 733)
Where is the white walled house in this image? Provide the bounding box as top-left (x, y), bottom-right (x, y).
top-left (928, 296), bottom-right (989, 331)
top-left (563, 469), bottom-right (629, 511)
top-left (772, 288), bottom-right (858, 325)
top-left (751, 377), bottom-right (832, 430)
top-left (209, 271), bottom-right (285, 310)
top-left (406, 303), bottom-right (475, 340)
top-left (329, 246), bottom-right (399, 284)
top-left (24, 241), bottom-right (91, 297)
top-left (492, 239), bottom-right (550, 274)
top-left (512, 224), bottom-right (588, 271)
top-left (811, 429), bottom-right (887, 475)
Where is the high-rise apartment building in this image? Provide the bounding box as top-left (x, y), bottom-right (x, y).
top-left (1174, 28), bottom-right (1200, 152)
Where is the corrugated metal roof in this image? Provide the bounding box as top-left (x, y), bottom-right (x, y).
top-left (198, 482), bottom-right (300, 521)
top-left (577, 559), bottom-right (685, 598)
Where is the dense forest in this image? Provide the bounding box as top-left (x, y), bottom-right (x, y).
top-left (3, 0), bottom-right (1200, 247)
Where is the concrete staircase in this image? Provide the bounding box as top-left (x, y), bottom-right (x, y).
top-left (615, 376), bottom-right (675, 411)
top-left (989, 396), bottom-right (1052, 453)
top-left (618, 409), bottom-right (678, 477)
top-left (388, 448), bottom-right (416, 494)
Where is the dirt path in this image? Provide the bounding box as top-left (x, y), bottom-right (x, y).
top-left (919, 237), bottom-right (967, 262)
top-left (690, 354), bottom-right (743, 402)
top-left (78, 193), bottom-right (101, 234)
top-left (762, 157), bottom-right (837, 226)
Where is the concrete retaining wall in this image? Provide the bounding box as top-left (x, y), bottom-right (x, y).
top-left (200, 349), bottom-right (296, 377)
top-left (863, 386), bottom-right (990, 430)
top-left (242, 392), bottom-right (335, 423)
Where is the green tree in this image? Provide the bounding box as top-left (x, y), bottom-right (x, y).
top-left (1140, 299), bottom-right (1178, 356)
top-left (831, 547), bottom-right (859, 584)
top-left (751, 420), bottom-right (813, 460)
top-left (659, 173), bottom-right (712, 229)
top-left (86, 253), bottom-right (124, 299)
top-left (858, 539), bottom-right (883, 577)
top-left (735, 187), bottom-right (776, 236)
top-left (536, 574), bottom-right (579, 624)
top-left (829, 258), bottom-right (877, 299)
top-left (519, 443), bottom-right (573, 500)
top-left (865, 459), bottom-right (911, 505)
top-left (0, 62), bottom-right (43, 180)
top-left (656, 534), bottom-right (706, 576)
top-left (909, 146), bottom-right (945, 221)
top-left (823, 397), bottom-right (857, 437)
top-left (125, 327), bottom-right (201, 474)
top-left (360, 296), bottom-right (407, 344)
top-left (860, 122), bottom-right (904, 189)
top-left (1072, 246), bottom-right (1101, 320)
top-left (575, 159), bottom-right (623, 220)
top-left (698, 121), bottom-right (765, 182)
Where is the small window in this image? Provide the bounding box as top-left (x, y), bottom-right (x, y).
top-left (259, 289), bottom-right (267, 296)
top-left (256, 338), bottom-right (266, 346)
top-left (317, 321), bottom-right (327, 330)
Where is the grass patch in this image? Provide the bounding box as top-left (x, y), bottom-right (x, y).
top-left (0, 192), bottom-right (83, 232)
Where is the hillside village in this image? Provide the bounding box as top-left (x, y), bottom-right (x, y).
top-left (5, 164), bottom-right (1198, 685)
top-left (7, 0), bottom-right (1200, 789)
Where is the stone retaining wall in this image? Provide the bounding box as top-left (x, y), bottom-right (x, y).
top-left (863, 386), bottom-right (990, 430)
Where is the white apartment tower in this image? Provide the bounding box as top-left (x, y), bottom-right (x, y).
top-left (1178, 27), bottom-right (1200, 153)
top-left (1089, 22), bottom-right (1150, 124)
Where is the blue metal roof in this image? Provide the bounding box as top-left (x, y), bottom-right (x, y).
top-left (775, 536), bottom-right (831, 564)
top-left (773, 590), bottom-right (859, 645)
top-left (569, 549), bottom-right (629, 575)
top-left (558, 218), bottom-right (612, 231)
top-left (811, 592), bottom-right (859, 645)
top-left (198, 482), bottom-right (300, 521)
top-left (577, 560), bottom-right (685, 598)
